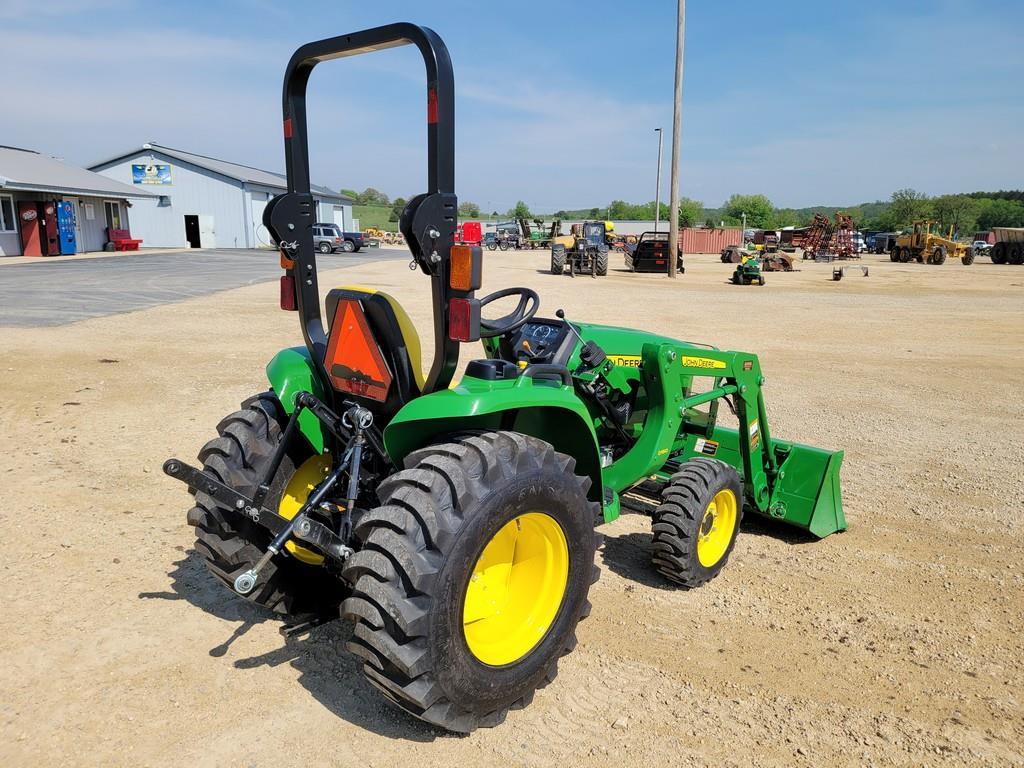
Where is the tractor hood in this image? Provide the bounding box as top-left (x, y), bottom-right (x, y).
top-left (569, 322), bottom-right (703, 367)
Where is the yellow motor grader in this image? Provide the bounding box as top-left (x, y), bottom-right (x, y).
top-left (891, 220), bottom-right (974, 265)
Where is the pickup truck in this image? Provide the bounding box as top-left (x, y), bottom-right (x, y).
top-left (312, 223), bottom-right (364, 253)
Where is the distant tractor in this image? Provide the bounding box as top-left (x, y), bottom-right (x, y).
top-left (891, 220), bottom-right (973, 265)
top-left (551, 221), bottom-right (610, 277)
top-left (517, 218), bottom-right (562, 250)
top-left (988, 227), bottom-right (1024, 265)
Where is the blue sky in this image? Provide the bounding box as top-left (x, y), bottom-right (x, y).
top-left (1, 0), bottom-right (1021, 212)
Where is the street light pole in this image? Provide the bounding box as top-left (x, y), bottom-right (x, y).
top-left (654, 127), bottom-right (664, 233)
top-left (668, 0), bottom-right (685, 278)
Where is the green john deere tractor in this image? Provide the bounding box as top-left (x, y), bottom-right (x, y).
top-left (164, 23), bottom-right (845, 734)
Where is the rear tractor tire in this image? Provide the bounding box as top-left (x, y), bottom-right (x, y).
top-left (186, 395), bottom-right (347, 617)
top-left (1010, 244), bottom-right (1024, 266)
top-left (990, 242), bottom-right (1007, 264)
top-left (595, 248), bottom-right (608, 276)
top-left (650, 458), bottom-right (743, 588)
top-left (341, 431), bottom-right (601, 733)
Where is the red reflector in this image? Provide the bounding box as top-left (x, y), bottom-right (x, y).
top-left (427, 88), bottom-right (438, 124)
top-left (283, 118), bottom-right (293, 138)
top-left (280, 275), bottom-right (297, 311)
top-left (448, 298), bottom-right (480, 342)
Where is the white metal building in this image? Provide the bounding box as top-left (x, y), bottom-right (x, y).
top-left (0, 146), bottom-right (151, 257)
top-left (89, 143), bottom-right (354, 250)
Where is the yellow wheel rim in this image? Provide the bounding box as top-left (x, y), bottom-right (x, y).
top-left (696, 489), bottom-right (738, 567)
top-left (463, 512), bottom-right (569, 667)
top-left (278, 454), bottom-right (331, 566)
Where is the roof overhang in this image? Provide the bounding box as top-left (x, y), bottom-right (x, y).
top-left (0, 181), bottom-right (156, 199)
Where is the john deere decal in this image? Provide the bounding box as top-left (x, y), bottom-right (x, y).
top-left (682, 356), bottom-right (726, 370)
top-left (610, 355), bottom-right (641, 367)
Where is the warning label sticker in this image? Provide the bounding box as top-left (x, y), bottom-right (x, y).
top-left (681, 355), bottom-right (726, 370)
top-left (749, 419), bottom-right (761, 450)
top-left (694, 438), bottom-right (719, 456)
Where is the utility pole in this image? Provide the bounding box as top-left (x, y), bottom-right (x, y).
top-left (654, 127), bottom-right (664, 233)
top-left (668, 0), bottom-right (684, 278)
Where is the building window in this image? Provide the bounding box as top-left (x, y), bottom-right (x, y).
top-left (0, 194), bottom-right (15, 233)
top-left (104, 200), bottom-right (122, 230)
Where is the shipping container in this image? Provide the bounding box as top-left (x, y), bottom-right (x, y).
top-left (973, 231), bottom-right (995, 245)
top-left (679, 227), bottom-right (742, 254)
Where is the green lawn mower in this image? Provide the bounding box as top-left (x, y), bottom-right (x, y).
top-left (732, 254), bottom-right (766, 285)
top-left (164, 23), bottom-right (845, 734)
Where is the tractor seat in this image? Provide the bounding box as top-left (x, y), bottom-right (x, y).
top-left (324, 286), bottom-right (425, 411)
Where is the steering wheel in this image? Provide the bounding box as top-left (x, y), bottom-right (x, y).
top-left (477, 287), bottom-right (540, 338)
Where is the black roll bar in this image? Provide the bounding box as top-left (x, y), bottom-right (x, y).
top-left (266, 23), bottom-right (459, 395)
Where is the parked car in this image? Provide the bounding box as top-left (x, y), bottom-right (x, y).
top-left (972, 240), bottom-right (993, 258)
top-left (312, 223), bottom-right (364, 253)
top-left (851, 231), bottom-right (866, 253)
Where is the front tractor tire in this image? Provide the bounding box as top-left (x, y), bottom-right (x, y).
top-left (186, 396), bottom-right (346, 617)
top-left (341, 431), bottom-right (600, 733)
top-left (550, 244), bottom-right (566, 274)
top-left (650, 458), bottom-right (743, 588)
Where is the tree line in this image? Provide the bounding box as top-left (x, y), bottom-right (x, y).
top-left (343, 187), bottom-right (482, 221)
top-left (344, 185), bottom-right (1024, 235)
top-left (706, 190), bottom-right (1024, 234)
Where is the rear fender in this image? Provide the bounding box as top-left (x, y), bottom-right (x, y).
top-left (383, 376), bottom-right (604, 507)
top-left (265, 346), bottom-right (328, 454)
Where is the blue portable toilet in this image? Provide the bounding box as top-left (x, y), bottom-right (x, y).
top-left (57, 200), bottom-right (77, 255)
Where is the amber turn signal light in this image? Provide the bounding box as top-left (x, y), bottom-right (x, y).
top-left (449, 245), bottom-right (482, 292)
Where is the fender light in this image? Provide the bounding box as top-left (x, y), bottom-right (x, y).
top-left (280, 275), bottom-right (297, 311)
top-left (448, 298), bottom-right (481, 342)
top-left (449, 244), bottom-right (482, 292)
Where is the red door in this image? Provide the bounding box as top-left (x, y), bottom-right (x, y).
top-left (18, 202), bottom-right (42, 257)
top-left (41, 202), bottom-right (60, 256)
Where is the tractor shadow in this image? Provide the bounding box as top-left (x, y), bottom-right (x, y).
top-left (140, 550), bottom-right (446, 742)
top-left (600, 532), bottom-right (677, 590)
top-left (600, 516), bottom-right (819, 588)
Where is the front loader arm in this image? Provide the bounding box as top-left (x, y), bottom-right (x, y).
top-left (603, 344), bottom-right (775, 513)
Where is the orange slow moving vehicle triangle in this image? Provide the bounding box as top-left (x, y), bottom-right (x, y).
top-left (324, 299), bottom-right (393, 402)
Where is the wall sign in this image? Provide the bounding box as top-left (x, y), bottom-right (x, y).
top-left (84, 203), bottom-right (95, 221)
top-left (132, 163), bottom-right (172, 185)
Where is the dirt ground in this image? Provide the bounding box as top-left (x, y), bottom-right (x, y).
top-left (1, 248), bottom-right (1022, 767)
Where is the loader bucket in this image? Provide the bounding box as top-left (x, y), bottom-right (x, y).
top-left (767, 440), bottom-right (846, 538)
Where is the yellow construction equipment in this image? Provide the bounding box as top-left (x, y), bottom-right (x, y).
top-left (892, 220), bottom-right (973, 265)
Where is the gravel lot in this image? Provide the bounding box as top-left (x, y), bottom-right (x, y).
top-left (0, 247), bottom-right (1021, 767)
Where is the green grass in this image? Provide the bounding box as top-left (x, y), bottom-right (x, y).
top-left (353, 204), bottom-right (397, 232)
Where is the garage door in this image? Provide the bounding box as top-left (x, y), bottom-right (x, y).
top-left (251, 193), bottom-right (272, 247)
top-left (332, 206), bottom-right (347, 231)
